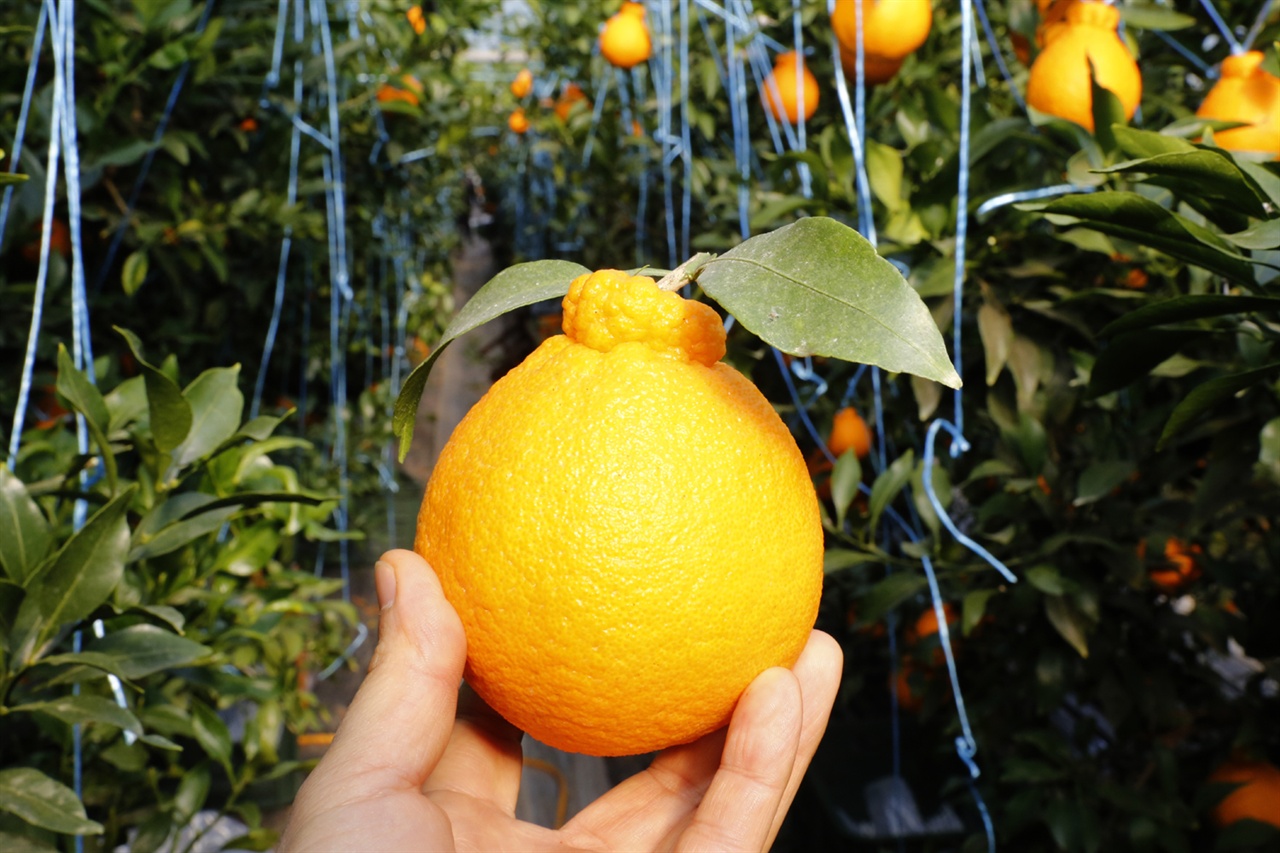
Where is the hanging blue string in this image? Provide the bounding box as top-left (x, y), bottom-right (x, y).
top-left (1241, 0), bottom-right (1277, 52)
top-left (580, 65), bottom-right (611, 168)
top-left (1198, 0), bottom-right (1244, 53)
top-left (1152, 30), bottom-right (1216, 76)
top-left (0, 0), bottom-right (48, 251)
top-left (973, 0), bottom-right (1027, 112)
top-left (951, 0), bottom-right (975, 440)
top-left (975, 183), bottom-right (1095, 219)
top-left (680, 0), bottom-right (693, 260)
top-left (826, 2), bottom-right (877, 244)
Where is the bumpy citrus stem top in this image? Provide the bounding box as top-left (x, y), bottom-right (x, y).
top-left (620, 1), bottom-right (646, 18)
top-left (562, 269), bottom-right (726, 366)
top-left (1221, 50), bottom-right (1265, 78)
top-left (1061, 0), bottom-right (1119, 32)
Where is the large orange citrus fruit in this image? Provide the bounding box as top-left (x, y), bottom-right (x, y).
top-left (838, 43), bottom-right (905, 85)
top-left (764, 51), bottom-right (820, 124)
top-left (415, 269), bottom-right (824, 756)
top-left (1025, 1), bottom-right (1141, 131)
top-left (599, 2), bottom-right (652, 69)
top-left (1209, 760), bottom-right (1280, 828)
top-left (828, 406), bottom-right (873, 458)
top-left (1196, 51), bottom-right (1280, 158)
top-left (831, 0), bottom-right (933, 61)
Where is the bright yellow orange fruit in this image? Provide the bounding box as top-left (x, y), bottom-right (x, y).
top-left (1026, 1), bottom-right (1142, 131)
top-left (831, 0), bottom-right (933, 61)
top-left (415, 269), bottom-right (824, 756)
top-left (1196, 51), bottom-right (1280, 158)
top-left (599, 2), bottom-right (652, 69)
top-left (764, 51), bottom-right (820, 124)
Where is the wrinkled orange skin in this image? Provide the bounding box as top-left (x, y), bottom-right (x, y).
top-left (416, 270), bottom-right (823, 756)
top-left (1026, 1), bottom-right (1142, 132)
top-left (764, 51), bottom-right (820, 124)
top-left (1196, 51), bottom-right (1280, 158)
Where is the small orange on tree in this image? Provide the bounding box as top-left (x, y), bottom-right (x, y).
top-left (1137, 536), bottom-right (1202, 592)
top-left (376, 73), bottom-right (423, 108)
top-left (507, 107), bottom-right (529, 135)
top-left (554, 82), bottom-right (589, 122)
top-left (764, 51), bottom-right (819, 124)
top-left (510, 67), bottom-right (533, 99)
top-left (1208, 759), bottom-right (1280, 829)
top-left (1195, 51), bottom-right (1280, 158)
top-left (405, 4), bottom-right (426, 36)
top-left (828, 406), bottom-right (873, 459)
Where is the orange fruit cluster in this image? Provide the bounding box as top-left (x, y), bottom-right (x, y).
top-left (764, 51), bottom-right (820, 124)
top-left (1137, 536), bottom-right (1202, 592)
top-left (376, 73), bottom-right (423, 108)
top-left (416, 269), bottom-right (823, 756)
top-left (1026, 0), bottom-right (1141, 131)
top-left (831, 0), bottom-right (933, 85)
top-left (1196, 51), bottom-right (1280, 158)
top-left (599, 2), bottom-right (652, 69)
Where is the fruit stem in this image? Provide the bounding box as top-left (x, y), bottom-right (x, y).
top-left (656, 252), bottom-right (716, 292)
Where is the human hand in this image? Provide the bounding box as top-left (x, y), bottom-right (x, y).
top-left (280, 549), bottom-right (842, 852)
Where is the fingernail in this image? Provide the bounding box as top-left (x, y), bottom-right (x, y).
top-left (375, 560), bottom-right (397, 610)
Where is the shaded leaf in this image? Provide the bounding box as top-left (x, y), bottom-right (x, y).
top-left (122, 250), bottom-right (148, 296)
top-left (962, 589), bottom-right (998, 636)
top-left (0, 767), bottom-right (103, 835)
top-left (823, 548), bottom-right (883, 574)
top-left (172, 366), bottom-right (244, 471)
top-left (1074, 460), bottom-right (1136, 506)
top-left (1095, 150), bottom-right (1270, 218)
top-left (1024, 193), bottom-right (1265, 288)
top-left (1088, 329), bottom-right (1214, 397)
top-left (80, 624), bottom-right (210, 678)
top-left (978, 301), bottom-right (1013, 386)
top-left (1100, 294), bottom-right (1280, 336)
top-left (128, 506), bottom-right (238, 562)
top-left (869, 450), bottom-right (915, 535)
top-left (1089, 66), bottom-right (1126, 155)
top-left (1224, 219), bottom-right (1280, 251)
top-left (1159, 363), bottom-right (1280, 449)
top-left (697, 218), bottom-right (961, 387)
top-left (0, 465), bottom-right (51, 584)
top-left (173, 762), bottom-right (211, 823)
top-left (1026, 565), bottom-right (1067, 596)
top-left (10, 488), bottom-right (134, 665)
top-left (393, 259), bottom-right (590, 460)
top-left (831, 450), bottom-right (862, 529)
top-left (1119, 3), bottom-right (1196, 30)
top-left (859, 572), bottom-right (928, 625)
top-left (192, 701), bottom-right (233, 772)
top-left (55, 345), bottom-right (117, 495)
top-left (10, 695), bottom-right (143, 736)
top-left (1044, 595), bottom-right (1090, 658)
top-left (1113, 126), bottom-right (1195, 160)
top-left (116, 327), bottom-right (192, 452)
top-left (0, 829), bottom-right (59, 853)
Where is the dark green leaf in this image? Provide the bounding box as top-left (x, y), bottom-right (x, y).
top-left (1158, 363), bottom-right (1280, 449)
top-left (104, 375), bottom-right (148, 432)
top-left (1236, 159), bottom-right (1280, 209)
top-left (173, 763), bottom-right (211, 822)
top-left (1095, 150), bottom-right (1270, 218)
top-left (9, 695), bottom-right (143, 736)
top-left (698, 219), bottom-right (962, 388)
top-left (131, 604), bottom-right (185, 633)
top-left (1074, 460), bottom-right (1136, 506)
top-left (10, 487), bottom-right (134, 665)
top-left (858, 572), bottom-right (927, 625)
top-left (1026, 565), bottom-right (1067, 596)
top-left (176, 490), bottom-right (332, 518)
top-left (231, 413), bottom-right (290, 443)
top-left (128, 506), bottom-right (237, 562)
top-left (55, 346), bottom-right (117, 495)
top-left (822, 548), bottom-right (882, 574)
top-left (0, 767), bottom-right (103, 835)
top-left (191, 701), bottom-right (233, 772)
top-left (1113, 126), bottom-right (1195, 160)
top-left (80, 624), bottom-right (210, 678)
top-left (831, 450), bottom-right (861, 529)
top-left (37, 651), bottom-right (139, 685)
top-left (962, 589), bottom-right (998, 636)
top-left (0, 465), bottom-right (51, 584)
top-left (1024, 193), bottom-right (1265, 288)
top-left (1089, 65), bottom-right (1126, 155)
top-left (0, 174), bottom-right (30, 187)
top-left (393, 259), bottom-right (590, 460)
top-left (1044, 595), bottom-right (1090, 658)
top-left (0, 829), bottom-right (58, 853)
top-left (1088, 329), bottom-right (1213, 397)
top-left (1101, 295), bottom-right (1280, 336)
top-left (1119, 3), bottom-right (1196, 30)
top-left (122, 250), bottom-right (148, 296)
top-left (869, 450), bottom-right (915, 534)
top-left (116, 327), bottom-right (192, 452)
top-left (172, 366), bottom-right (244, 471)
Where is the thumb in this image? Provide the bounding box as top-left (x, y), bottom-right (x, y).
top-left (308, 549), bottom-right (467, 794)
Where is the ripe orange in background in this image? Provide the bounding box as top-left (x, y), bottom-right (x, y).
top-left (838, 43), bottom-right (905, 85)
top-left (416, 269), bottom-right (823, 756)
top-left (507, 107), bottom-right (529, 135)
top-left (510, 67), bottom-right (533, 99)
top-left (1209, 760), bottom-right (1280, 828)
top-left (238, 117), bottom-right (258, 133)
top-left (828, 406), bottom-right (873, 459)
top-left (554, 82), bottom-right (589, 121)
top-left (1137, 537), bottom-right (1202, 592)
top-left (406, 5), bottom-right (426, 36)
top-left (1026, 1), bottom-right (1142, 131)
top-left (376, 73), bottom-right (423, 108)
top-left (831, 0), bottom-right (933, 61)
top-left (764, 51), bottom-right (820, 124)
top-left (1196, 51), bottom-right (1280, 158)
top-left (21, 218), bottom-right (71, 263)
top-left (599, 2), bottom-right (651, 70)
